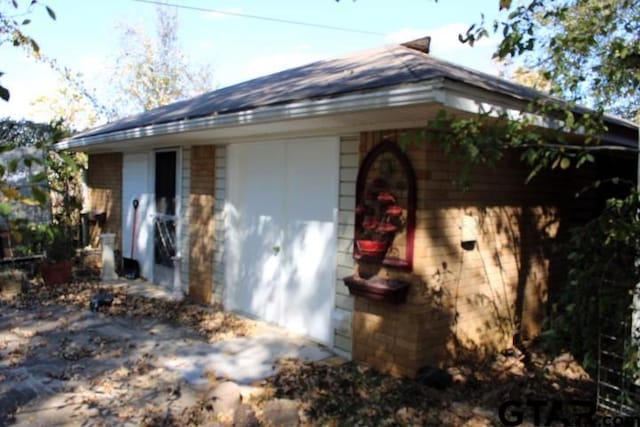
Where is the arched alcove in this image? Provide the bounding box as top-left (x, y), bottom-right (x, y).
top-left (353, 139), bottom-right (416, 270)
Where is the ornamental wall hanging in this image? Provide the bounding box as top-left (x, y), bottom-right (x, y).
top-left (353, 139), bottom-right (416, 270)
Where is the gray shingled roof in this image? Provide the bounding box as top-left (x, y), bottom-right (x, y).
top-left (73, 43), bottom-right (547, 140)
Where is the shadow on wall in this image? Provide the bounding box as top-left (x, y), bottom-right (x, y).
top-left (418, 166), bottom-right (577, 365)
top-left (442, 204), bottom-right (559, 361)
top-left (88, 190), bottom-right (115, 248)
top-left (416, 147), bottom-right (600, 366)
top-left (352, 132), bottom-right (602, 375)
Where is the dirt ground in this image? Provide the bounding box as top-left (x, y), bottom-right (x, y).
top-left (0, 280), bottom-right (595, 426)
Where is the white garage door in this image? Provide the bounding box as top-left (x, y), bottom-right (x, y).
top-left (226, 137), bottom-right (339, 345)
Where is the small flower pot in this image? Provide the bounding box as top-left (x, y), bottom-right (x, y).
top-left (40, 259), bottom-right (73, 286)
top-left (356, 239), bottom-right (389, 258)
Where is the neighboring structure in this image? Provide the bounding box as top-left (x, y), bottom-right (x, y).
top-left (0, 144), bottom-right (50, 259)
top-left (59, 37), bottom-right (638, 377)
top-left (0, 145), bottom-right (50, 224)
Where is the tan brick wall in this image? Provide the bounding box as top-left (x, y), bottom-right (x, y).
top-left (188, 145), bottom-right (216, 304)
top-left (352, 129), bottom-right (593, 377)
top-left (87, 153), bottom-right (123, 250)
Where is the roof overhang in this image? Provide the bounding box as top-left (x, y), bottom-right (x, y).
top-left (57, 77), bottom-right (638, 153)
top-left (441, 80), bottom-right (638, 149)
top-left (57, 80), bottom-right (446, 152)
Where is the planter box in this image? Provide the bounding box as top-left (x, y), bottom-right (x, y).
top-left (343, 274), bottom-right (409, 304)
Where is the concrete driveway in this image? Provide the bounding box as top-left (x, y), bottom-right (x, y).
top-left (0, 281), bottom-right (334, 426)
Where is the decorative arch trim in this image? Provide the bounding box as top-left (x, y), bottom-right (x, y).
top-left (354, 138), bottom-right (416, 270)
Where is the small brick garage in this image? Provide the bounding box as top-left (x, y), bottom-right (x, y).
top-left (60, 37), bottom-right (637, 375)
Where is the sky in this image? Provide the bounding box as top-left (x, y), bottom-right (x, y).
top-left (0, 0), bottom-right (505, 127)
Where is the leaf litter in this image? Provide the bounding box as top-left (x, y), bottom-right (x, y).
top-left (0, 280), bottom-right (595, 426)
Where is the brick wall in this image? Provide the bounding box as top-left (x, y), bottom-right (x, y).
top-left (188, 145), bottom-right (216, 304)
top-left (87, 153), bottom-right (123, 250)
top-left (351, 130), bottom-right (593, 377)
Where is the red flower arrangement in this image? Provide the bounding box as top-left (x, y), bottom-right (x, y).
top-left (355, 181), bottom-right (405, 258)
top-left (362, 217), bottom-right (379, 230)
top-left (377, 191), bottom-right (396, 203)
top-left (386, 205), bottom-right (403, 216)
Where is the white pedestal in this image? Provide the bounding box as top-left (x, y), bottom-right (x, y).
top-left (171, 255), bottom-right (184, 301)
top-left (100, 233), bottom-right (118, 282)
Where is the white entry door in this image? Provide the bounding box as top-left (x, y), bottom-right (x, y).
top-left (122, 153), bottom-right (153, 280)
top-left (226, 137), bottom-right (339, 345)
top-left (122, 151), bottom-right (179, 286)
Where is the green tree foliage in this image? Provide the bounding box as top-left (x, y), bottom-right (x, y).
top-left (0, 119), bottom-right (84, 226)
top-left (0, 3), bottom-right (85, 258)
top-left (545, 185), bottom-right (640, 371)
top-left (0, 119), bottom-right (54, 215)
top-left (44, 126), bottom-right (86, 227)
top-left (462, 0), bottom-right (639, 120)
top-left (447, 0), bottom-right (639, 368)
top-left (0, 119), bottom-right (85, 260)
top-left (435, 0), bottom-right (638, 186)
top-left (0, 0), bottom-right (56, 101)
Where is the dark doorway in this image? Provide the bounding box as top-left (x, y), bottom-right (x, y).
top-left (154, 151), bottom-right (177, 277)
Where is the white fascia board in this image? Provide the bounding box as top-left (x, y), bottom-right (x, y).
top-left (56, 81), bottom-right (446, 152)
top-left (441, 80), bottom-right (638, 147)
top-left (442, 80), bottom-right (548, 122)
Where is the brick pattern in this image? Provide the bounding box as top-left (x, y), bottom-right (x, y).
top-left (212, 146), bottom-right (227, 304)
top-left (351, 129), bottom-right (594, 377)
top-left (87, 153), bottom-right (123, 250)
top-left (333, 135), bottom-right (359, 358)
top-left (188, 145), bottom-right (215, 304)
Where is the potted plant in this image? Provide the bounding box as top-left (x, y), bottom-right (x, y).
top-left (40, 224), bottom-right (76, 285)
top-left (355, 181), bottom-right (405, 260)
